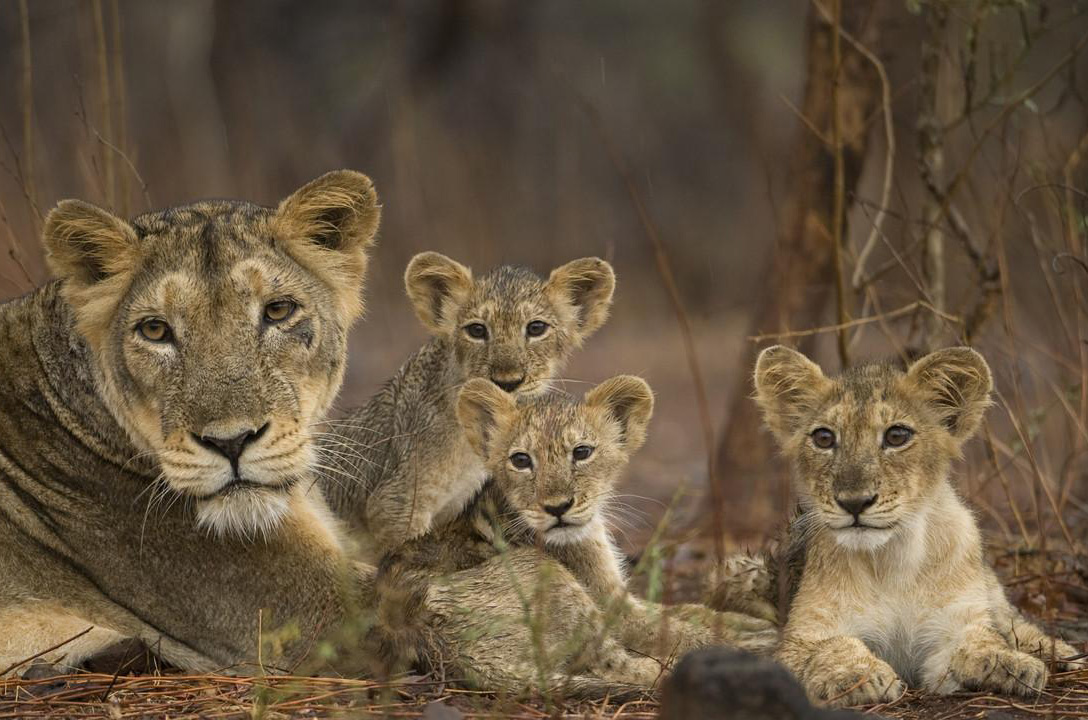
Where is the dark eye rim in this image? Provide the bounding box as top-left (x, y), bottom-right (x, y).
top-left (810, 427), bottom-right (836, 450)
top-left (883, 424), bottom-right (915, 448)
top-left (572, 444), bottom-right (594, 461)
top-left (526, 320), bottom-right (550, 337)
top-left (263, 299), bottom-right (298, 324)
top-left (136, 317), bottom-right (173, 343)
top-left (464, 322), bottom-right (489, 340)
top-left (509, 452), bottom-right (533, 470)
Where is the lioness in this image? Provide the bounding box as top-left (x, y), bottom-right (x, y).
top-left (0, 171), bottom-right (384, 672)
top-left (749, 345), bottom-right (1082, 707)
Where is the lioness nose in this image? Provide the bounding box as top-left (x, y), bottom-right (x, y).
top-left (836, 493), bottom-right (878, 517)
top-left (543, 499), bottom-right (574, 518)
top-left (195, 423), bottom-right (269, 465)
top-left (492, 375), bottom-right (525, 392)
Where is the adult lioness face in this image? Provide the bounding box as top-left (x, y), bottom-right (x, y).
top-left (42, 170), bottom-right (380, 537)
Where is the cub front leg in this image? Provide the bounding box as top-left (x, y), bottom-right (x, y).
top-left (995, 607), bottom-right (1083, 672)
top-left (948, 624), bottom-right (1047, 696)
top-left (778, 635), bottom-right (905, 708)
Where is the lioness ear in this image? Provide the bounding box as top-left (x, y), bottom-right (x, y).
top-left (905, 347), bottom-right (993, 441)
top-left (43, 200), bottom-right (140, 287)
top-left (457, 378), bottom-right (517, 459)
top-left (405, 252), bottom-right (473, 334)
top-left (753, 345), bottom-right (831, 441)
top-left (585, 375), bottom-right (654, 452)
top-left (545, 257), bottom-right (615, 343)
top-left (274, 170), bottom-right (380, 320)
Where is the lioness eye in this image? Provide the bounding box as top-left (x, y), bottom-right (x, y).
top-left (510, 452), bottom-right (533, 470)
top-left (572, 445), bottom-right (594, 461)
top-left (264, 300), bottom-right (297, 324)
top-left (464, 323), bottom-right (489, 340)
top-left (883, 425), bottom-right (914, 448)
top-left (137, 318), bottom-right (172, 343)
top-left (526, 320), bottom-right (549, 337)
top-left (811, 428), bottom-right (836, 450)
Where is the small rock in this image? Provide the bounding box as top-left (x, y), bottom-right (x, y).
top-left (658, 648), bottom-right (867, 720)
top-left (422, 700), bottom-right (464, 720)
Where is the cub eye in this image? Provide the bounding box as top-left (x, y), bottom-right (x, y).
top-left (572, 445), bottom-right (594, 461)
top-left (464, 323), bottom-right (489, 340)
top-left (883, 425), bottom-right (914, 448)
top-left (263, 300), bottom-right (297, 324)
top-left (811, 428), bottom-right (836, 450)
top-left (526, 320), bottom-right (549, 337)
top-left (509, 452), bottom-right (533, 470)
top-left (136, 318), bottom-right (172, 343)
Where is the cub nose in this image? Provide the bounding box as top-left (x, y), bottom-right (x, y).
top-left (543, 499), bottom-right (574, 518)
top-left (492, 375), bottom-right (525, 393)
top-left (194, 423), bottom-right (269, 466)
top-left (836, 493), bottom-right (878, 518)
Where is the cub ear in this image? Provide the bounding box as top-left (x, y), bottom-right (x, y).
top-left (405, 252), bottom-right (474, 334)
top-left (457, 378), bottom-right (517, 459)
top-left (274, 170), bottom-right (380, 320)
top-left (753, 345), bottom-right (831, 441)
top-left (905, 347), bottom-right (993, 441)
top-left (43, 200), bottom-right (140, 287)
top-left (585, 375), bottom-right (654, 453)
top-left (545, 257), bottom-right (615, 343)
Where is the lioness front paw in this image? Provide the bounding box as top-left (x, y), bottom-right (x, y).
top-left (953, 646), bottom-right (1047, 696)
top-left (806, 654), bottom-right (905, 708)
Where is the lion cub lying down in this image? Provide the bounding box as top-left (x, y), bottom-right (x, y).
top-left (371, 376), bottom-right (776, 693)
top-left (751, 345), bottom-right (1081, 707)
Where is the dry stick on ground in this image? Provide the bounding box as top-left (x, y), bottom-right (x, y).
top-left (0, 626), bottom-right (94, 678)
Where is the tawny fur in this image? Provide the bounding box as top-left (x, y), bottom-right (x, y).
top-left (319, 252), bottom-right (615, 559)
top-left (0, 172), bottom-right (384, 675)
top-left (368, 377), bottom-right (777, 695)
top-left (740, 345), bottom-right (1082, 708)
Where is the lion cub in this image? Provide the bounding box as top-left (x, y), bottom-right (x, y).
top-left (321, 253), bottom-right (614, 558)
top-left (752, 345), bottom-right (1081, 707)
top-left (375, 376), bottom-right (777, 674)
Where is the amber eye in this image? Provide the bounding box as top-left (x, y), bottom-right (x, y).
top-left (572, 445), bottom-right (594, 461)
top-left (137, 318), bottom-right (172, 343)
top-left (883, 425), bottom-right (914, 448)
top-left (465, 323), bottom-right (489, 340)
top-left (510, 452), bottom-right (533, 470)
top-left (526, 320), bottom-right (549, 337)
top-left (811, 428), bottom-right (836, 450)
top-left (264, 300), bottom-right (297, 324)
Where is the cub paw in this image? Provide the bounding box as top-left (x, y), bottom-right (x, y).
top-left (718, 612), bottom-right (779, 655)
top-left (953, 646), bottom-right (1047, 696)
top-left (1042, 638), bottom-right (1084, 673)
top-left (806, 655), bottom-right (905, 708)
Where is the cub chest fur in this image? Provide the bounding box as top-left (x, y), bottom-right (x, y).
top-left (824, 503), bottom-right (984, 684)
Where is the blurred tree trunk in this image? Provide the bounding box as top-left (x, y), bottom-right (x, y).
top-left (714, 1), bottom-right (883, 527)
